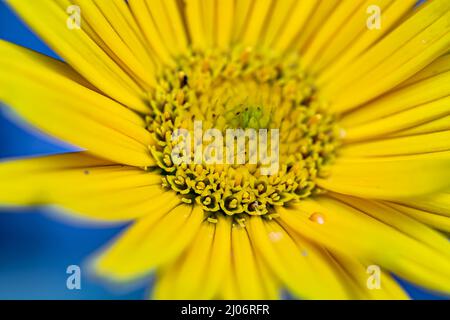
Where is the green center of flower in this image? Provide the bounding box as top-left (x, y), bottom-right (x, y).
top-left (146, 47), bottom-right (341, 223)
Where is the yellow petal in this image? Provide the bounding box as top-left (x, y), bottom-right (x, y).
top-left (318, 0), bottom-right (417, 85)
top-left (296, 1), bottom-right (339, 51)
top-left (128, 0), bottom-right (175, 67)
top-left (201, 0), bottom-right (215, 47)
top-left (249, 216), bottom-right (349, 299)
top-left (383, 201), bottom-right (450, 232)
top-left (64, 0), bottom-right (157, 89)
top-left (331, 194), bottom-right (450, 255)
top-left (198, 215), bottom-right (233, 299)
top-left (153, 219), bottom-right (219, 299)
top-left (231, 0), bottom-right (253, 44)
top-left (0, 41), bottom-right (154, 167)
top-left (343, 97), bottom-right (450, 142)
top-left (221, 266), bottom-right (240, 300)
top-left (272, 0), bottom-right (317, 52)
top-left (260, 0), bottom-right (296, 49)
top-left (302, 0), bottom-right (367, 71)
top-left (341, 131), bottom-right (450, 157)
top-left (318, 152), bottom-right (450, 199)
top-left (0, 152), bottom-right (166, 221)
top-left (185, 0), bottom-right (207, 50)
top-left (143, 0), bottom-right (188, 56)
top-left (310, 0), bottom-right (394, 75)
top-left (330, 252), bottom-right (409, 300)
top-left (323, 0), bottom-right (450, 112)
top-left (399, 53), bottom-right (450, 87)
top-left (341, 73), bottom-right (450, 131)
top-left (394, 192), bottom-right (450, 217)
top-left (231, 221), bottom-right (279, 299)
top-left (240, 0), bottom-right (273, 47)
top-left (219, 248), bottom-right (280, 300)
top-left (388, 115), bottom-right (450, 138)
top-left (279, 197), bottom-right (450, 294)
top-left (216, 0), bottom-right (234, 50)
top-left (61, 186), bottom-right (174, 222)
top-left (94, 203), bottom-right (200, 281)
top-left (7, 0), bottom-right (149, 111)
top-left (0, 152), bottom-right (112, 205)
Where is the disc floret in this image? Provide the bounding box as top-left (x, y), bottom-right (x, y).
top-left (146, 48), bottom-right (341, 221)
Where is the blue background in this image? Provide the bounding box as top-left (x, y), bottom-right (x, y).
top-left (0, 1), bottom-right (445, 299)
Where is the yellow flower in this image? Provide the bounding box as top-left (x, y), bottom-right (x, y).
top-left (1, 0), bottom-right (450, 299)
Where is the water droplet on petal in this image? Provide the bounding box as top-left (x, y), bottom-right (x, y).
top-left (309, 212), bottom-right (325, 225)
top-left (268, 231), bottom-right (283, 242)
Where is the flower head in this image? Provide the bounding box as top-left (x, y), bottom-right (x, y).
top-left (1, 0), bottom-right (450, 299)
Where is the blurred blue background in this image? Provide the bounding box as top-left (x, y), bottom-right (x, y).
top-left (0, 0), bottom-right (445, 300)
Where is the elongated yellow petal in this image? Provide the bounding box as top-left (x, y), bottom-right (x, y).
top-left (68, 0), bottom-right (157, 89)
top-left (160, 220), bottom-right (274, 300)
top-left (0, 42), bottom-right (154, 167)
top-left (383, 201), bottom-right (450, 232)
top-left (153, 219), bottom-right (220, 299)
top-left (196, 215), bottom-right (233, 299)
top-left (128, 0), bottom-right (175, 67)
top-left (216, 238), bottom-right (280, 300)
top-left (394, 192), bottom-right (450, 217)
top-left (160, 220), bottom-right (267, 300)
top-left (341, 73), bottom-right (450, 130)
top-left (343, 98), bottom-right (450, 142)
top-left (331, 194), bottom-right (450, 255)
top-left (0, 39), bottom-right (152, 138)
top-left (272, 0), bottom-right (317, 52)
top-left (222, 267), bottom-right (240, 300)
top-left (144, 0), bottom-right (188, 56)
top-left (61, 186), bottom-right (173, 222)
top-left (67, 0), bottom-right (155, 83)
top-left (279, 197), bottom-right (450, 294)
top-left (260, 0), bottom-right (296, 49)
top-left (399, 53), bottom-right (450, 87)
top-left (94, 203), bottom-right (201, 281)
top-left (109, 0), bottom-right (152, 47)
top-left (341, 131), bottom-right (450, 157)
top-left (7, 0), bottom-right (149, 111)
top-left (255, 253), bottom-right (280, 300)
top-left (0, 152), bottom-right (112, 172)
top-left (311, 0), bottom-right (394, 75)
top-left (302, 0), bottom-right (367, 71)
top-left (318, 0), bottom-right (417, 85)
top-left (201, 0), bottom-right (215, 47)
top-left (152, 264), bottom-right (181, 300)
top-left (0, 165), bottom-right (161, 204)
top-left (330, 253), bottom-right (409, 300)
top-left (231, 0), bottom-right (253, 43)
top-left (216, 0), bottom-right (234, 50)
top-left (296, 1), bottom-right (339, 51)
top-left (318, 152), bottom-right (450, 199)
top-left (389, 115), bottom-right (450, 137)
top-left (0, 152), bottom-right (167, 221)
top-left (331, 18), bottom-right (450, 112)
top-left (231, 222), bottom-right (276, 299)
top-left (249, 216), bottom-right (349, 299)
top-left (240, 0), bottom-right (273, 47)
top-left (323, 0), bottom-right (450, 94)
top-left (185, 0), bottom-right (207, 50)
top-left (323, 0), bottom-right (450, 111)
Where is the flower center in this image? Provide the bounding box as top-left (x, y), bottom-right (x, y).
top-left (146, 47), bottom-right (341, 223)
